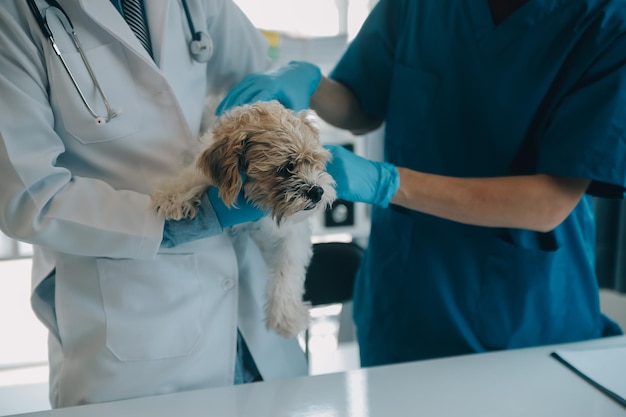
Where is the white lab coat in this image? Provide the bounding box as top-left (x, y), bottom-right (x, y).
top-left (0, 0), bottom-right (307, 408)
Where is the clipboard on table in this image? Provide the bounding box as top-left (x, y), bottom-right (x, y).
top-left (551, 345), bottom-right (626, 408)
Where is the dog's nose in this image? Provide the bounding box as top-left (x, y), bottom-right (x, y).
top-left (306, 185), bottom-right (324, 203)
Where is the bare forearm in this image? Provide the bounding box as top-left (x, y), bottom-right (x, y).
top-left (391, 168), bottom-right (590, 232)
top-left (310, 77), bottom-right (382, 134)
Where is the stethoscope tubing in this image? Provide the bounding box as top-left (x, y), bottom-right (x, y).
top-left (27, 0), bottom-right (119, 124)
top-left (26, 0), bottom-right (213, 124)
top-left (180, 0), bottom-right (198, 40)
top-left (179, 0), bottom-right (213, 62)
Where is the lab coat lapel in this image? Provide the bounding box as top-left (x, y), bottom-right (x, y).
top-left (68, 0), bottom-right (199, 138)
top-left (144, 0), bottom-right (199, 70)
top-left (143, 0), bottom-right (170, 66)
top-left (75, 0), bottom-right (157, 66)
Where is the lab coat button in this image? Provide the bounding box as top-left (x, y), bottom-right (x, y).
top-left (221, 278), bottom-right (235, 291)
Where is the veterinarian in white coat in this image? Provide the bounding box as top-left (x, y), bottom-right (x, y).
top-left (0, 0), bottom-right (307, 408)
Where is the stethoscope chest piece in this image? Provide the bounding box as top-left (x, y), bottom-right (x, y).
top-left (190, 31), bottom-right (213, 63)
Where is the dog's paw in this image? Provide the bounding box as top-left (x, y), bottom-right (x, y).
top-left (151, 191), bottom-right (200, 220)
top-left (265, 299), bottom-right (311, 338)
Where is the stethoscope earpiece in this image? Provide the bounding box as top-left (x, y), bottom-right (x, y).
top-left (95, 109), bottom-right (121, 125)
top-left (189, 31), bottom-right (213, 63)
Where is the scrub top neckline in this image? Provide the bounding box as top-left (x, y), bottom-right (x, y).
top-left (466, 0), bottom-right (570, 55)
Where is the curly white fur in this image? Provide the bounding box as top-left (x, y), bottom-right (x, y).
top-left (151, 100), bottom-right (336, 338)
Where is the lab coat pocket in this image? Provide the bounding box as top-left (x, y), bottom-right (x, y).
top-left (386, 63), bottom-right (439, 156)
top-left (97, 254), bottom-right (202, 361)
top-left (474, 229), bottom-right (560, 350)
top-left (48, 42), bottom-right (141, 143)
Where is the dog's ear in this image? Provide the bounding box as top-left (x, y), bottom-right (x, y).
top-left (196, 135), bottom-right (246, 207)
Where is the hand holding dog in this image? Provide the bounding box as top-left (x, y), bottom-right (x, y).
top-left (161, 188), bottom-right (264, 248)
top-left (207, 187), bottom-right (265, 228)
top-left (325, 145), bottom-right (400, 208)
top-left (217, 61), bottom-right (321, 113)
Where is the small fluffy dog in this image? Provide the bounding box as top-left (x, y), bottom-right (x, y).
top-left (151, 100), bottom-right (336, 338)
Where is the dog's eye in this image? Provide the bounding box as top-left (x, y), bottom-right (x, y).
top-left (277, 162), bottom-right (296, 178)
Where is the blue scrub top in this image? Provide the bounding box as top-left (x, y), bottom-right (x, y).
top-left (331, 0), bottom-right (626, 366)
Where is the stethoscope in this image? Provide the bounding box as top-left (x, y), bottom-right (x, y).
top-left (26, 0), bottom-right (214, 125)
top-left (179, 0), bottom-right (214, 63)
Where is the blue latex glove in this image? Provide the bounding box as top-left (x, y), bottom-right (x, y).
top-left (161, 188), bottom-right (264, 248)
top-left (325, 145), bottom-right (400, 208)
top-left (217, 61), bottom-right (322, 114)
top-left (206, 187), bottom-right (265, 228)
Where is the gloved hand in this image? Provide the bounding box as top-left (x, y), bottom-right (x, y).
top-left (161, 188), bottom-right (264, 248)
top-left (325, 145), bottom-right (400, 208)
top-left (206, 187), bottom-right (265, 228)
top-left (217, 61), bottom-right (322, 114)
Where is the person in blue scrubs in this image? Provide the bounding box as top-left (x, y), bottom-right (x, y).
top-left (218, 0), bottom-right (626, 367)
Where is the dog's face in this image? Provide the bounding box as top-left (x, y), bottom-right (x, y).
top-left (197, 100), bottom-right (336, 224)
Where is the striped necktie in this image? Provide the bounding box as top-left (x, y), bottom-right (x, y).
top-left (121, 0), bottom-right (153, 56)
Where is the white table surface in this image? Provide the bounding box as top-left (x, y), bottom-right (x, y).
top-left (15, 335), bottom-right (626, 417)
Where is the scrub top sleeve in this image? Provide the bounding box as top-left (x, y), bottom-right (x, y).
top-left (329, 0), bottom-right (407, 120)
top-left (536, 36), bottom-right (626, 198)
